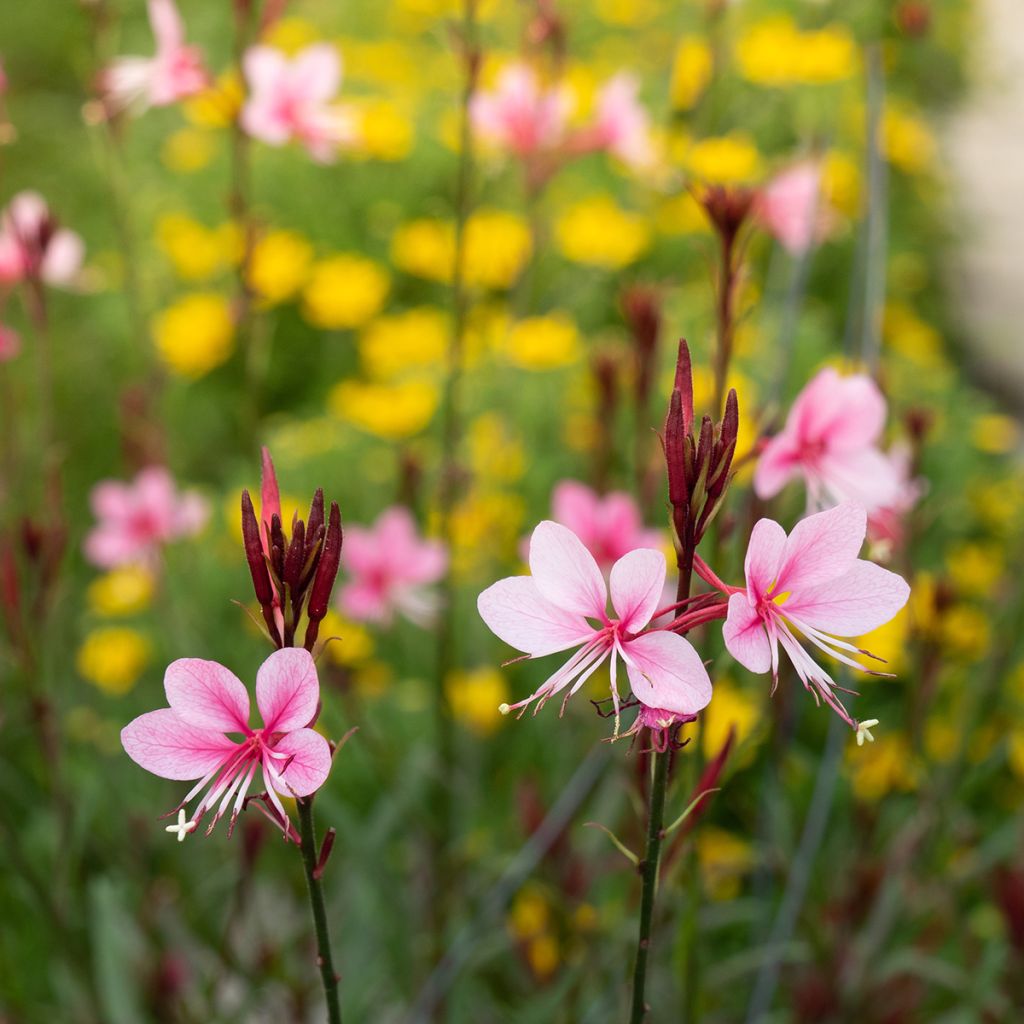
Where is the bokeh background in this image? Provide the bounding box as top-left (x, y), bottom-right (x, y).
top-left (2, 0), bottom-right (1024, 1021)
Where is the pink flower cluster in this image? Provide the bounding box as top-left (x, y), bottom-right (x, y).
top-left (0, 191), bottom-right (84, 289)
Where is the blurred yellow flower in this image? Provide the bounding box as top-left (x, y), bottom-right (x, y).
top-left (696, 827), bottom-right (754, 901)
top-left (947, 542), bottom-right (1004, 597)
top-left (555, 195), bottom-right (650, 268)
top-left (822, 151), bottom-right (862, 218)
top-left (735, 17), bottom-right (857, 86)
top-left (263, 16), bottom-right (320, 54)
top-left (509, 885), bottom-right (550, 939)
top-left (970, 476), bottom-right (1024, 535)
top-left (701, 678), bottom-right (760, 758)
top-left (161, 128), bottom-right (217, 174)
top-left (685, 134), bottom-right (762, 183)
top-left (594, 0), bottom-right (659, 25)
top-left (302, 255), bottom-right (390, 329)
top-left (847, 735), bottom-right (920, 801)
top-left (526, 934), bottom-right (560, 980)
top-left (87, 566), bottom-right (156, 618)
top-left (1008, 730), bottom-right (1024, 780)
top-left (153, 293), bottom-right (235, 378)
top-left (504, 313), bottom-right (580, 371)
top-left (971, 413), bottom-right (1019, 455)
top-left (247, 230), bottom-right (314, 306)
top-left (883, 104), bottom-right (935, 175)
top-left (450, 489), bottom-right (525, 577)
top-left (446, 667), bottom-right (509, 735)
top-left (468, 413), bottom-right (525, 483)
top-left (76, 627), bottom-right (152, 695)
top-left (349, 99), bottom-right (415, 161)
top-left (657, 191), bottom-right (711, 236)
top-left (859, 605), bottom-right (911, 674)
top-left (184, 70), bottom-right (244, 128)
top-left (883, 302), bottom-right (946, 368)
top-left (671, 36), bottom-right (713, 110)
top-left (391, 219), bottom-right (451, 282)
top-left (329, 378), bottom-right (439, 439)
top-left (319, 610), bottom-right (375, 666)
top-left (359, 307), bottom-right (449, 379)
top-left (157, 214), bottom-right (241, 282)
top-left (941, 604), bottom-right (991, 662)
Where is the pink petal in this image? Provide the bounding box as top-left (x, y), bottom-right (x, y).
top-left (256, 648), bottom-right (320, 733)
top-left (775, 503), bottom-right (866, 595)
top-left (783, 559), bottom-right (910, 636)
top-left (272, 728), bottom-right (332, 797)
top-left (477, 575), bottom-right (593, 657)
top-left (83, 525), bottom-right (147, 568)
top-left (90, 480), bottom-right (133, 521)
top-left (744, 517), bottom-right (787, 598)
top-left (609, 548), bottom-right (665, 632)
top-left (722, 592), bottom-right (773, 674)
top-left (290, 43), bottom-right (341, 102)
top-left (528, 520), bottom-right (607, 619)
top-left (340, 524), bottom-right (379, 574)
top-left (148, 0), bottom-right (184, 53)
top-left (753, 432), bottom-right (801, 500)
top-left (339, 580), bottom-right (390, 624)
top-left (121, 708), bottom-right (238, 780)
top-left (260, 446), bottom-right (281, 538)
top-left (816, 447), bottom-right (905, 511)
top-left (622, 631), bottom-right (712, 716)
top-left (40, 229), bottom-right (84, 286)
top-left (551, 480), bottom-right (598, 543)
top-left (164, 658), bottom-right (251, 733)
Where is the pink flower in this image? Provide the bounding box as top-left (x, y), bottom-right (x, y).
top-left (0, 324), bottom-right (19, 362)
top-left (754, 367), bottom-right (904, 513)
top-left (587, 73), bottom-right (655, 169)
top-left (544, 480), bottom-right (663, 573)
top-left (0, 191), bottom-right (84, 287)
top-left (99, 0), bottom-right (208, 115)
top-left (121, 648), bottom-right (332, 840)
top-left (754, 162), bottom-right (831, 255)
top-left (241, 43), bottom-right (354, 163)
top-left (339, 506), bottom-right (447, 626)
top-left (866, 442), bottom-right (924, 554)
top-left (723, 503), bottom-right (909, 730)
top-left (84, 466), bottom-right (209, 569)
top-left (470, 62), bottom-right (572, 158)
top-left (478, 521), bottom-right (712, 727)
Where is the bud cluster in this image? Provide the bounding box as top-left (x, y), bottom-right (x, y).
top-left (240, 449), bottom-right (343, 652)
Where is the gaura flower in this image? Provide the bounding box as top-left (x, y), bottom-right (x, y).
top-left (98, 0), bottom-right (208, 115)
top-left (585, 73), bottom-right (655, 170)
top-left (470, 62), bottom-right (572, 158)
top-left (121, 648), bottom-right (332, 839)
top-left (0, 191), bottom-right (84, 288)
top-left (722, 503), bottom-right (909, 730)
top-left (339, 506), bottom-right (447, 627)
top-left (241, 43), bottom-right (355, 163)
top-left (478, 521), bottom-right (712, 726)
top-left (754, 367), bottom-right (903, 512)
top-left (84, 466), bottom-right (209, 569)
top-left (754, 161), bottom-right (831, 255)
top-left (866, 441), bottom-right (924, 554)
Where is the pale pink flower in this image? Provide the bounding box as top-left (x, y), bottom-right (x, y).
top-left (754, 367), bottom-right (903, 513)
top-left (866, 442), bottom-right (924, 553)
top-left (470, 62), bottom-right (572, 158)
top-left (0, 324), bottom-right (19, 361)
top-left (543, 480), bottom-right (663, 573)
top-left (754, 162), bottom-right (831, 255)
top-left (121, 648), bottom-right (332, 840)
top-left (0, 191), bottom-right (84, 287)
top-left (84, 466), bottom-right (209, 569)
top-left (241, 43), bottom-right (355, 163)
top-left (478, 520), bottom-right (712, 726)
top-left (339, 506), bottom-right (447, 627)
top-left (99, 0), bottom-right (208, 115)
top-left (586, 73), bottom-right (655, 169)
top-left (723, 503), bottom-right (909, 730)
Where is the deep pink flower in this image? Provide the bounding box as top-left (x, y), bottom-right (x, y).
top-left (723, 503), bottom-right (909, 730)
top-left (339, 506), bottom-right (447, 626)
top-left (545, 480), bottom-right (663, 573)
top-left (122, 648), bottom-right (332, 839)
top-left (0, 324), bottom-right (19, 362)
top-left (586, 73), bottom-right (655, 169)
top-left (470, 62), bottom-right (572, 158)
top-left (84, 466), bottom-right (209, 569)
top-left (99, 0), bottom-right (208, 115)
top-left (241, 43), bottom-right (354, 163)
top-left (478, 520), bottom-right (712, 727)
top-left (754, 161), bottom-right (831, 255)
top-left (754, 367), bottom-right (904, 512)
top-left (0, 191), bottom-right (84, 288)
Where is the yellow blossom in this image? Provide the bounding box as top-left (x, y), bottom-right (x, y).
top-left (359, 307), bottom-right (449, 379)
top-left (468, 413), bottom-right (525, 483)
top-left (76, 627), bottom-right (152, 695)
top-left (184, 70), bottom-right (244, 128)
top-left (594, 0), bottom-right (659, 25)
top-left (450, 490), bottom-right (525, 577)
top-left (971, 414), bottom-right (1019, 455)
top-left (822, 151), bottom-right (862, 218)
top-left (161, 128), bottom-right (217, 174)
top-left (1008, 730), bottom-right (1024, 780)
top-left (526, 935), bottom-right (560, 979)
top-left (503, 313), bottom-right (580, 371)
top-left (263, 16), bottom-right (320, 54)
top-left (859, 605), bottom-right (911, 674)
top-left (883, 104), bottom-right (935, 175)
top-left (302, 255), bottom-right (390, 329)
top-left (671, 36), bottom-right (713, 110)
top-left (247, 230), bottom-right (314, 306)
top-left (153, 292), bottom-right (235, 378)
top-left (156, 214), bottom-right (241, 282)
top-left (555, 195), bottom-right (650, 268)
top-left (883, 302), bottom-right (946, 369)
top-left (87, 566), bottom-right (156, 617)
top-left (735, 17), bottom-right (857, 86)
top-left (701, 678), bottom-right (760, 758)
top-left (696, 827), bottom-right (754, 901)
top-left (941, 604), bottom-right (991, 662)
top-left (685, 134), bottom-right (762, 183)
top-left (329, 378), bottom-right (439, 439)
top-left (391, 219), bottom-right (451, 282)
top-left (509, 885), bottom-right (550, 939)
top-left (946, 542), bottom-right (1004, 597)
top-left (970, 476), bottom-right (1024, 535)
top-left (464, 210), bottom-right (532, 289)
top-left (847, 734), bottom-right (920, 801)
top-left (348, 99), bottom-right (415, 161)
top-left (319, 610), bottom-right (375, 666)
top-left (446, 667), bottom-right (509, 735)
top-left (657, 192), bottom-right (711, 236)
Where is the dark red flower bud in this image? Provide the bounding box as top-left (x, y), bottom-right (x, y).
top-left (283, 519), bottom-right (306, 595)
top-left (304, 502), bottom-right (343, 649)
top-left (241, 490), bottom-right (273, 608)
top-left (305, 488), bottom-right (324, 559)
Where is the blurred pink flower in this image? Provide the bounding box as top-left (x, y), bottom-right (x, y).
top-left (241, 43), bottom-right (354, 162)
top-left (754, 367), bottom-right (903, 512)
top-left (866, 442), bottom-right (924, 553)
top-left (545, 480), bottom-right (663, 573)
top-left (98, 0), bottom-right (208, 115)
top-left (586, 73), bottom-right (655, 169)
top-left (478, 520), bottom-right (712, 726)
top-left (723, 503), bottom-right (909, 730)
top-left (339, 506), bottom-right (447, 626)
top-left (0, 324), bottom-right (20, 361)
top-left (470, 62), bottom-right (572, 158)
top-left (755, 162), bottom-right (831, 255)
top-left (0, 191), bottom-right (84, 287)
top-left (84, 466), bottom-right (209, 569)
top-left (121, 648), bottom-right (332, 840)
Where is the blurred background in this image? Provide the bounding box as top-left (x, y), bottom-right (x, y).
top-left (2, 0), bottom-right (1024, 1021)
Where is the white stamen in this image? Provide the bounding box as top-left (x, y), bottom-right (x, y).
top-left (856, 719), bottom-right (879, 746)
top-left (165, 809), bottom-right (197, 843)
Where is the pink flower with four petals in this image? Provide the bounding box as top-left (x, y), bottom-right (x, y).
top-left (121, 648), bottom-right (332, 839)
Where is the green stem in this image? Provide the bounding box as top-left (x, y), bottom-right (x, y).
top-left (297, 798), bottom-right (343, 1024)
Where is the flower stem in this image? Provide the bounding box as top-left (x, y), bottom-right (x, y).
top-left (297, 798), bottom-right (343, 1024)
top-left (628, 748), bottom-right (671, 1023)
